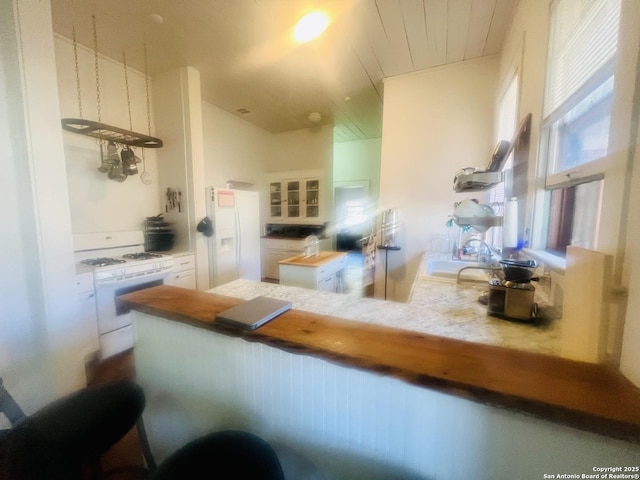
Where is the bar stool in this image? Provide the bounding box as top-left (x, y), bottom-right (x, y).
top-left (149, 430), bottom-right (284, 480)
top-left (0, 378), bottom-right (153, 479)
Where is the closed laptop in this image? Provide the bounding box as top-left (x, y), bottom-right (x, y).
top-left (215, 296), bottom-right (292, 330)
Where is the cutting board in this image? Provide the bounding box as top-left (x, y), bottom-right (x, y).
top-left (560, 246), bottom-right (613, 363)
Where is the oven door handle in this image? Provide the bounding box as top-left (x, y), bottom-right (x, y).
top-left (95, 266), bottom-right (174, 286)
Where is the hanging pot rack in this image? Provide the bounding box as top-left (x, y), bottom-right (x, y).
top-left (61, 118), bottom-right (163, 148)
top-left (61, 17), bottom-right (163, 155)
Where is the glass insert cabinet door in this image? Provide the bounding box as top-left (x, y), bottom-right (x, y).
top-left (286, 180), bottom-right (300, 218)
top-left (270, 182), bottom-right (282, 218)
top-left (305, 179), bottom-right (320, 218)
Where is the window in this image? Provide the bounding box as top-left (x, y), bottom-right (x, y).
top-left (539, 0), bottom-right (621, 256)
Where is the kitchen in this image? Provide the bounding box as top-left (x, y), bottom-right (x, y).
top-left (2, 0), bottom-right (640, 478)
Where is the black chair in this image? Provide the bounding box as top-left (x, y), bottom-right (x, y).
top-left (149, 430), bottom-right (285, 480)
top-left (0, 378), bottom-right (154, 480)
top-left (1, 378), bottom-right (285, 479)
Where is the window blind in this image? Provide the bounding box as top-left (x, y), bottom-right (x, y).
top-left (543, 0), bottom-right (621, 117)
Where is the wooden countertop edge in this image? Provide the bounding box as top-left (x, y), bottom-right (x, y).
top-left (261, 235), bottom-right (329, 240)
top-left (120, 285), bottom-right (640, 444)
top-left (279, 251), bottom-right (347, 267)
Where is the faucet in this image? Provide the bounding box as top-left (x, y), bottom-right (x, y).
top-left (456, 265), bottom-right (503, 284)
top-left (461, 239), bottom-right (500, 264)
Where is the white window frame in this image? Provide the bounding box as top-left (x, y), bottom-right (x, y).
top-left (487, 71), bottom-right (519, 251)
top-left (528, 0), bottom-right (632, 264)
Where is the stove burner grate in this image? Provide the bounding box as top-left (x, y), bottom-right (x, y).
top-left (81, 257), bottom-right (126, 267)
top-left (122, 252), bottom-right (163, 260)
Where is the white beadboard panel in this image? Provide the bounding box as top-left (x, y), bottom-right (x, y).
top-left (424, 0), bottom-right (449, 67)
top-left (400, 0), bottom-right (431, 71)
top-left (376, 0), bottom-right (415, 74)
top-left (133, 312), bottom-right (640, 479)
top-left (361, 1), bottom-right (406, 77)
top-left (465, 0), bottom-right (498, 59)
top-left (446, 0), bottom-right (473, 63)
top-left (400, 0), bottom-right (429, 70)
top-left (484, 0), bottom-right (517, 55)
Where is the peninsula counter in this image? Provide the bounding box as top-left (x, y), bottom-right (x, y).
top-left (121, 285), bottom-right (640, 479)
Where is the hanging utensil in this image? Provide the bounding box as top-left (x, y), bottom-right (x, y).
top-left (139, 149), bottom-right (152, 185)
top-left (97, 142), bottom-right (109, 173)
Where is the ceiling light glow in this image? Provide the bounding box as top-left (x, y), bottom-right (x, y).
top-left (293, 12), bottom-right (329, 43)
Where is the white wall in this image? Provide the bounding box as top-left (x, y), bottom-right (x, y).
top-left (498, 0), bottom-right (549, 237)
top-left (619, 1), bottom-right (640, 385)
top-left (333, 137), bottom-right (382, 203)
top-left (378, 56), bottom-right (499, 301)
top-left (1, 0), bottom-right (86, 416)
top-left (202, 101), bottom-right (273, 232)
top-left (153, 66), bottom-right (209, 288)
top-left (268, 125), bottom-right (333, 173)
top-left (202, 101), bottom-right (272, 190)
top-left (54, 36), bottom-right (161, 234)
top-left (621, 118), bottom-right (640, 385)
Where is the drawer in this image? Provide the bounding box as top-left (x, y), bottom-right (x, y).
top-left (318, 255), bottom-right (347, 279)
top-left (100, 325), bottom-right (133, 360)
top-left (334, 255), bottom-right (347, 270)
top-left (173, 254), bottom-right (195, 273)
top-left (262, 238), bottom-right (305, 251)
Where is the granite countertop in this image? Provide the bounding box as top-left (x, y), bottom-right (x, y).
top-left (209, 274), bottom-right (560, 356)
top-left (278, 251), bottom-right (346, 267)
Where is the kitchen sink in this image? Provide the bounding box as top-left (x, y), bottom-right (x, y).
top-left (425, 258), bottom-right (495, 282)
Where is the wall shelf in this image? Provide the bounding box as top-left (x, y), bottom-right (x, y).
top-left (453, 170), bottom-right (503, 192)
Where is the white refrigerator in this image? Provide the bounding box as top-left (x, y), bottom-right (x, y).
top-left (206, 187), bottom-right (261, 287)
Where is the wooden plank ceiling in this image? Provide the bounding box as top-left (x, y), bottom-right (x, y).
top-left (50, 0), bottom-right (517, 142)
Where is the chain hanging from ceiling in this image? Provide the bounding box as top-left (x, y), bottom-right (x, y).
top-left (60, 15), bottom-right (163, 150)
top-left (139, 43), bottom-right (153, 185)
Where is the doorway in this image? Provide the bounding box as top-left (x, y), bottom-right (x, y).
top-left (334, 182), bottom-right (371, 297)
top-left (334, 183), bottom-right (370, 250)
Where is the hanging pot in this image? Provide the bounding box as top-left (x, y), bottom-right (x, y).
top-left (120, 147), bottom-right (138, 175)
top-left (108, 162), bottom-right (127, 182)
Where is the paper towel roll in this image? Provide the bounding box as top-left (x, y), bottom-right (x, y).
top-left (503, 197), bottom-right (518, 248)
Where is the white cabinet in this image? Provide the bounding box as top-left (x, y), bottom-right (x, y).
top-left (76, 272), bottom-right (100, 365)
top-left (279, 252), bottom-right (347, 292)
top-left (261, 238), bottom-right (305, 280)
top-left (269, 178), bottom-right (321, 221)
top-left (166, 253), bottom-right (196, 289)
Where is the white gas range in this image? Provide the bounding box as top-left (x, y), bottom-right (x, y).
top-left (74, 231), bottom-right (174, 359)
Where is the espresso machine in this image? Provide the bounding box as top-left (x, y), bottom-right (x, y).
top-left (487, 258), bottom-right (538, 321)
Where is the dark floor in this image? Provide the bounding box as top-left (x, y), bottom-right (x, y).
top-left (86, 350), bottom-right (144, 479)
